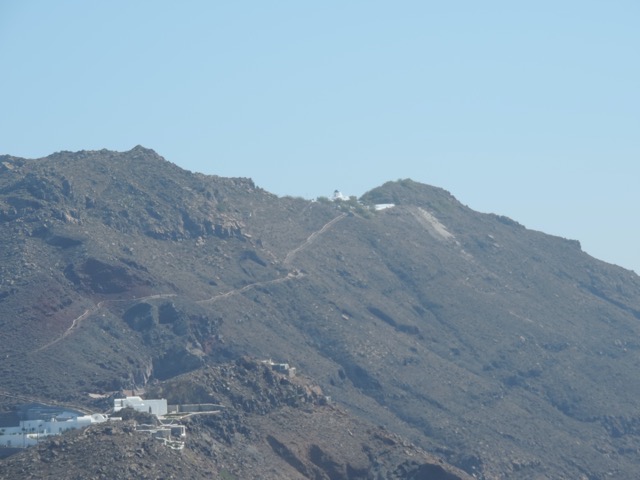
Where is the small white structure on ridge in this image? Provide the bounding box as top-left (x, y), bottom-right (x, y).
top-left (332, 190), bottom-right (349, 201)
top-left (261, 359), bottom-right (296, 378)
top-left (374, 203), bottom-right (395, 211)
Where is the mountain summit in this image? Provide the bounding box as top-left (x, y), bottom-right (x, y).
top-left (2, 147), bottom-right (640, 479)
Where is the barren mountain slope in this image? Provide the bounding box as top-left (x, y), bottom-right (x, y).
top-left (2, 147), bottom-right (640, 479)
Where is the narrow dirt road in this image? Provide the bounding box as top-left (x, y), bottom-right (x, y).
top-left (284, 213), bottom-right (346, 266)
top-left (31, 293), bottom-right (176, 354)
top-left (196, 271), bottom-right (304, 305)
top-left (29, 213), bottom-right (346, 352)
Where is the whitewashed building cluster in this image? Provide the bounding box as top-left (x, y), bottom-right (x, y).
top-left (0, 413), bottom-right (108, 448)
top-left (0, 396), bottom-right (170, 450)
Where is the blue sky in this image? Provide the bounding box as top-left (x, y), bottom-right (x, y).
top-left (1, 1), bottom-right (639, 272)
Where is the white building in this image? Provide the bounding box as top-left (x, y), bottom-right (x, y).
top-left (0, 414), bottom-right (108, 448)
top-left (113, 396), bottom-right (168, 417)
top-left (332, 190), bottom-right (350, 201)
top-left (374, 203), bottom-right (395, 211)
top-left (261, 359), bottom-right (296, 378)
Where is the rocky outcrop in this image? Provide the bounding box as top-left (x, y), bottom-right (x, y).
top-left (152, 346), bottom-right (205, 380)
top-left (124, 303), bottom-right (155, 331)
top-left (81, 258), bottom-right (141, 294)
top-left (147, 360), bottom-right (474, 480)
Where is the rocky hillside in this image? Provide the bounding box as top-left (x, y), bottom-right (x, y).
top-left (2, 147), bottom-right (640, 479)
top-left (1, 358), bottom-right (471, 480)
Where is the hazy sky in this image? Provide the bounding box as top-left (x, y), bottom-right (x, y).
top-left (1, 1), bottom-right (639, 272)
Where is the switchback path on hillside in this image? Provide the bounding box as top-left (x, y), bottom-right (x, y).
top-left (283, 213), bottom-right (347, 266)
top-left (196, 213), bottom-right (347, 304)
top-left (30, 293), bottom-right (176, 354)
top-left (29, 214), bottom-right (347, 353)
top-left (198, 212), bottom-right (346, 304)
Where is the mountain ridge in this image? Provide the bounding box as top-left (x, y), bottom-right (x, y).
top-left (1, 147), bottom-right (640, 479)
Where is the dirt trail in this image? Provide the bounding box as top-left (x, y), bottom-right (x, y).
top-left (196, 271), bottom-right (304, 305)
top-left (31, 293), bottom-right (176, 354)
top-left (30, 214), bottom-right (345, 352)
top-left (284, 213), bottom-right (346, 266)
top-left (31, 304), bottom-right (103, 354)
top-left (199, 213), bottom-right (346, 304)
